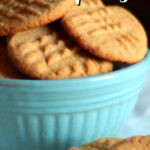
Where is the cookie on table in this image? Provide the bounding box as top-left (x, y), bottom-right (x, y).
top-left (69, 136), bottom-right (150, 150)
top-left (0, 38), bottom-right (24, 79)
top-left (61, 3), bottom-right (148, 64)
top-left (111, 136), bottom-right (150, 150)
top-left (0, 0), bottom-right (75, 35)
top-left (7, 22), bottom-right (113, 80)
top-left (69, 138), bottom-right (123, 150)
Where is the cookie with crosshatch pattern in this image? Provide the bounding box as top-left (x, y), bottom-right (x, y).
top-left (0, 38), bottom-right (24, 79)
top-left (0, 0), bottom-right (75, 35)
top-left (69, 135), bottom-right (150, 150)
top-left (7, 22), bottom-right (113, 79)
top-left (61, 3), bottom-right (148, 64)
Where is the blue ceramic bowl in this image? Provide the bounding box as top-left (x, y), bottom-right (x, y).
top-left (0, 51), bottom-right (150, 150)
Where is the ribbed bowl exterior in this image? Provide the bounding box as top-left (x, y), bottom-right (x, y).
top-left (0, 52), bottom-right (149, 150)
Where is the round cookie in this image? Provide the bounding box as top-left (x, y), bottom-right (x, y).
top-left (69, 138), bottom-right (123, 150)
top-left (111, 136), bottom-right (150, 150)
top-left (8, 22), bottom-right (113, 80)
top-left (61, 4), bottom-right (148, 63)
top-left (0, 0), bottom-right (75, 35)
top-left (0, 38), bottom-right (24, 79)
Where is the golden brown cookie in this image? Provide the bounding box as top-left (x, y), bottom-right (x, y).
top-left (77, 0), bottom-right (104, 8)
top-left (69, 136), bottom-right (150, 150)
top-left (0, 38), bottom-right (24, 79)
top-left (69, 138), bottom-right (123, 150)
top-left (61, 4), bottom-right (148, 63)
top-left (0, 0), bottom-right (75, 35)
top-left (7, 22), bottom-right (113, 80)
top-left (111, 136), bottom-right (150, 150)
top-left (62, 0), bottom-right (104, 20)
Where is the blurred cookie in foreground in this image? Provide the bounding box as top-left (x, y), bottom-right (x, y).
top-left (69, 135), bottom-right (150, 150)
top-left (61, 2), bottom-right (147, 64)
top-left (0, 38), bottom-right (24, 79)
top-left (7, 22), bottom-right (113, 80)
top-left (111, 136), bottom-right (150, 150)
top-left (0, 0), bottom-right (74, 35)
top-left (70, 138), bottom-right (123, 150)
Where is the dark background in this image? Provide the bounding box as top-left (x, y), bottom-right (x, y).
top-left (103, 0), bottom-right (150, 46)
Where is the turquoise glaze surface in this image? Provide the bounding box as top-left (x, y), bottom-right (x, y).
top-left (0, 51), bottom-right (150, 150)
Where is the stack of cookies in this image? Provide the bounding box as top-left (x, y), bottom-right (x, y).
top-left (0, 0), bottom-right (147, 80)
top-left (69, 135), bottom-right (150, 150)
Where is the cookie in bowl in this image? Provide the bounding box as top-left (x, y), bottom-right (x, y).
top-left (0, 37), bottom-right (24, 79)
top-left (0, 0), bottom-right (75, 35)
top-left (61, 2), bottom-right (147, 63)
top-left (7, 22), bottom-right (113, 79)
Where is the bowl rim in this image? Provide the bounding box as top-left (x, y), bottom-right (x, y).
top-left (0, 50), bottom-right (150, 86)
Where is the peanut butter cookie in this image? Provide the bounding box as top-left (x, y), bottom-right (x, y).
top-left (8, 22), bottom-right (113, 79)
top-left (0, 38), bottom-right (23, 79)
top-left (61, 4), bottom-right (147, 63)
top-left (69, 138), bottom-right (123, 150)
top-left (0, 0), bottom-right (74, 35)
